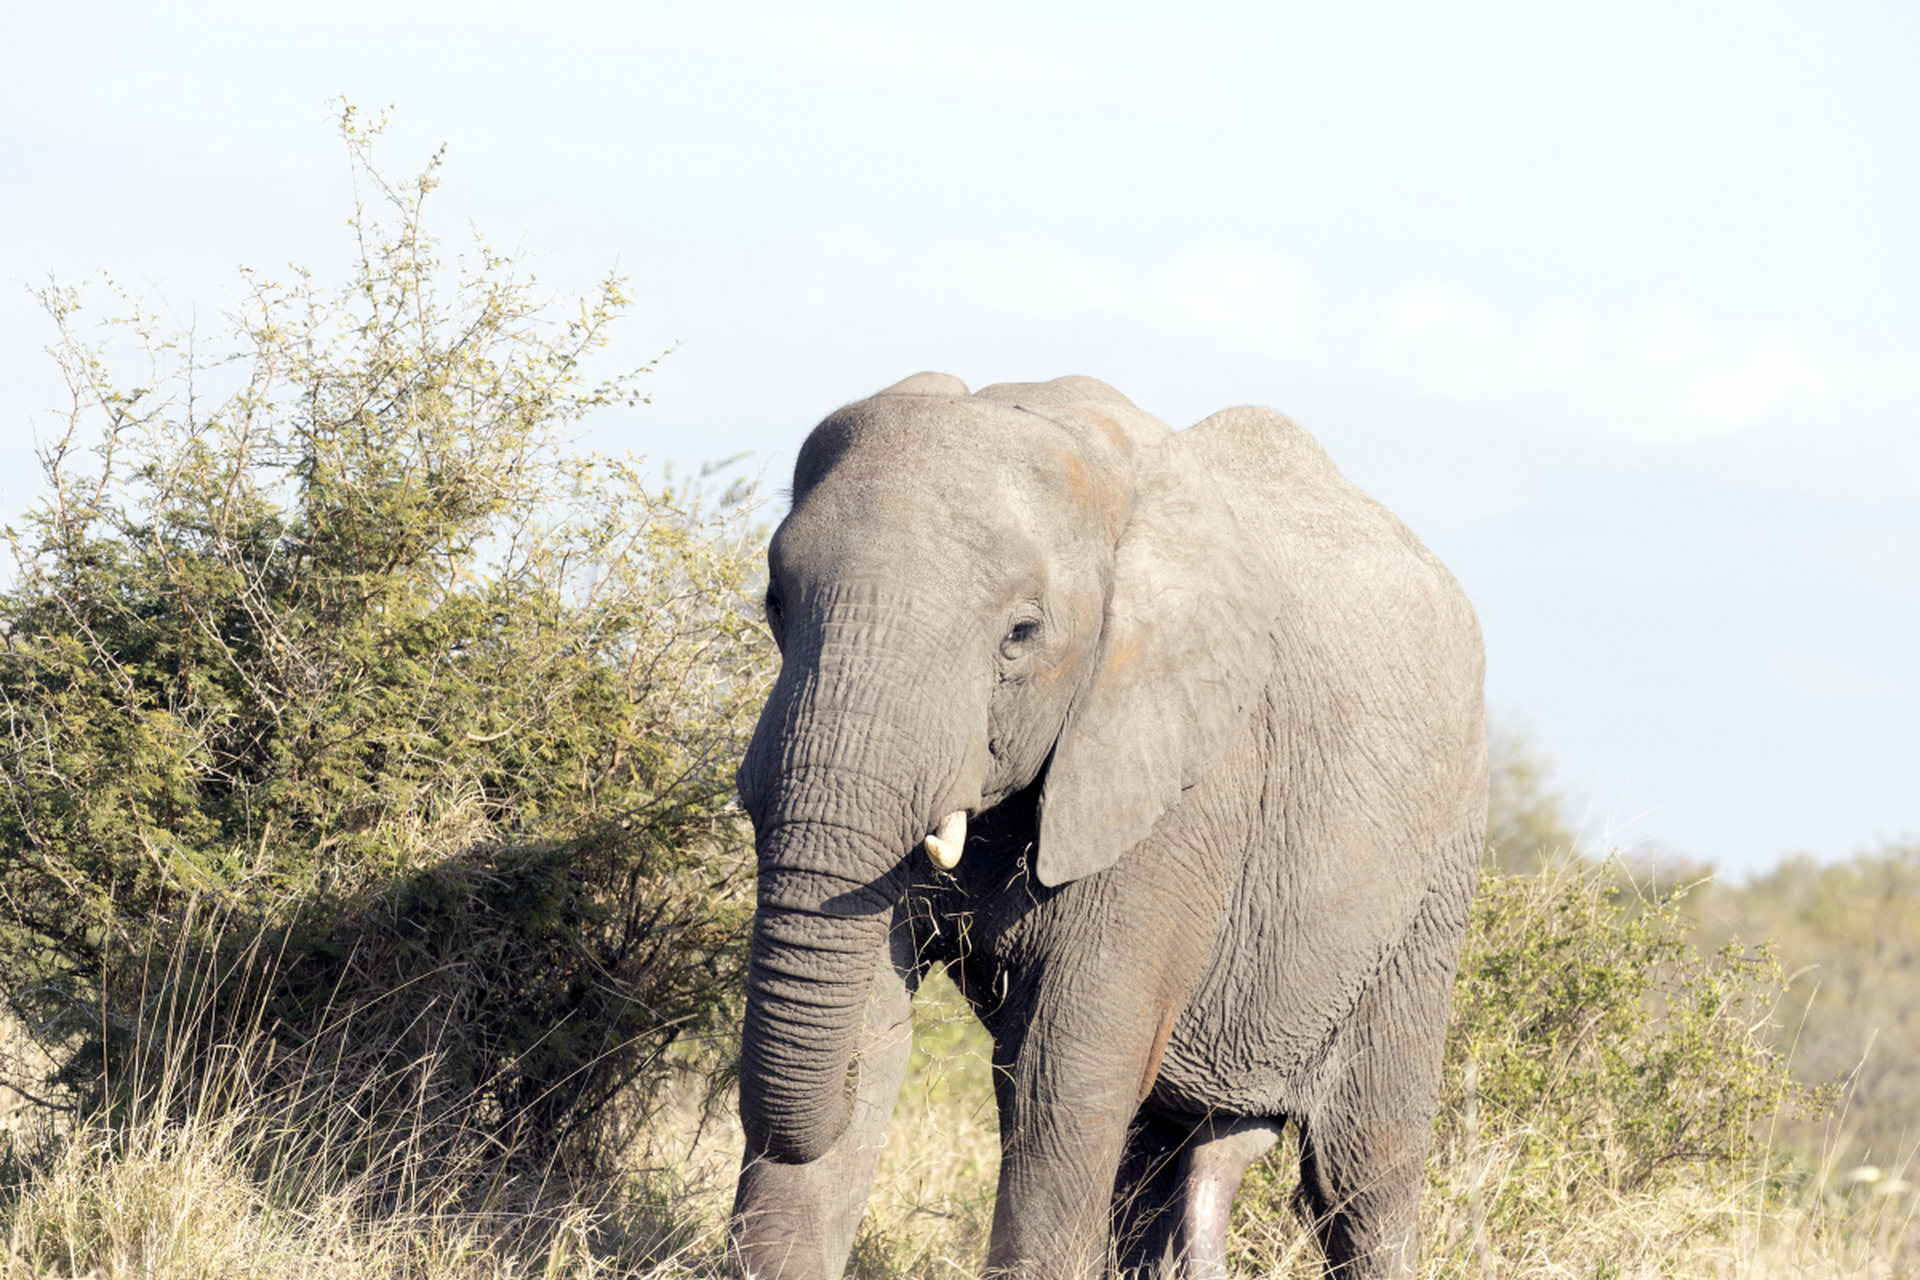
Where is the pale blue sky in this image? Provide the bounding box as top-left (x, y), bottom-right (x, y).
top-left (4, 1), bottom-right (1915, 875)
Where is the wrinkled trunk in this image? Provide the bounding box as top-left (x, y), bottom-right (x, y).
top-left (736, 595), bottom-right (978, 1164)
top-left (738, 847), bottom-right (902, 1163)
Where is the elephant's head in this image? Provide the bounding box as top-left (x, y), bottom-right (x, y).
top-left (734, 372), bottom-right (1266, 1163)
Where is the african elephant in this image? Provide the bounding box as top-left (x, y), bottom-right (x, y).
top-left (729, 373), bottom-right (1485, 1278)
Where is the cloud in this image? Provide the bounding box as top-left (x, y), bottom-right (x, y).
top-left (922, 240), bottom-right (1134, 319)
top-left (1687, 332), bottom-right (1827, 427)
top-left (1146, 245), bottom-right (1325, 365)
top-left (1352, 288), bottom-right (1876, 446)
top-left (1365, 281), bottom-right (1515, 399)
top-left (1143, 254), bottom-right (1920, 496)
top-left (1766, 649), bottom-right (1906, 700)
top-left (731, 229), bottom-right (1920, 500)
top-left (1807, 522), bottom-right (1920, 602)
top-left (645, 3), bottom-right (1099, 103)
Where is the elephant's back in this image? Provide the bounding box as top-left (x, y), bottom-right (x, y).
top-left (1182, 405), bottom-right (1481, 712)
top-left (1184, 407), bottom-right (1440, 583)
top-left (1185, 402), bottom-right (1483, 841)
top-left (1152, 406), bottom-right (1486, 1118)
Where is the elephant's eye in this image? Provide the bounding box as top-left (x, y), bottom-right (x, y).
top-left (764, 589), bottom-right (784, 626)
top-left (1001, 618), bottom-right (1041, 659)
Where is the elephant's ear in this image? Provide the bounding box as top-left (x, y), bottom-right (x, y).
top-left (1036, 438), bottom-right (1270, 887)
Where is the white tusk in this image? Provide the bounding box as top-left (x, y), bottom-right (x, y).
top-left (923, 810), bottom-right (967, 870)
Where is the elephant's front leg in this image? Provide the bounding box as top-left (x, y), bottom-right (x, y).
top-left (986, 976), bottom-right (1180, 1278)
top-left (730, 925), bottom-right (919, 1279)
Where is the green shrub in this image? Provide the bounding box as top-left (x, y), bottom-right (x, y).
top-left (0, 106), bottom-right (771, 1187)
top-left (1430, 862), bottom-right (1831, 1256)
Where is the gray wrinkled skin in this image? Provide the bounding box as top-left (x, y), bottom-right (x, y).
top-left (729, 374), bottom-right (1486, 1279)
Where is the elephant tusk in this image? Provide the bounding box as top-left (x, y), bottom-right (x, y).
top-left (924, 810), bottom-right (967, 870)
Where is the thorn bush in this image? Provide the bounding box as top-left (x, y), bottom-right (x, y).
top-left (1429, 860), bottom-right (1834, 1260)
top-left (0, 105), bottom-right (773, 1195)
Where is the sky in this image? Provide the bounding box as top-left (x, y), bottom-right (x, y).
top-left (3, 1), bottom-right (1916, 877)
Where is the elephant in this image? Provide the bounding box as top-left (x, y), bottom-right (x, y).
top-left (729, 372), bottom-right (1486, 1278)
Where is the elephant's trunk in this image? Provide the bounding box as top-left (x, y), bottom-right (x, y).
top-left (736, 588), bottom-right (986, 1164)
top-left (738, 866), bottom-right (896, 1164)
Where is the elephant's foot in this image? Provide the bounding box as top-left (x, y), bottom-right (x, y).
top-left (1177, 1117), bottom-right (1281, 1279)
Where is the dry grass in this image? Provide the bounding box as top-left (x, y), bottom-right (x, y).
top-left (3, 957), bottom-right (1916, 1278)
top-left (839, 958), bottom-right (1920, 1279)
top-left (0, 1029), bottom-right (745, 1279)
top-left (0, 977), bottom-right (1001, 1280)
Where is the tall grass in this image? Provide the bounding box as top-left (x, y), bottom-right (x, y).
top-left (3, 940), bottom-right (1912, 1276)
top-left (0, 910), bottom-right (742, 1279)
top-left (7, 861), bottom-right (1907, 1278)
